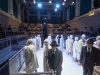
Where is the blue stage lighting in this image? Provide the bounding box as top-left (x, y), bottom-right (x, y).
top-left (56, 4), bottom-right (60, 8)
top-left (38, 3), bottom-right (42, 7)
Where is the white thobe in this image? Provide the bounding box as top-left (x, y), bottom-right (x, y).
top-left (43, 44), bottom-right (51, 71)
top-left (73, 41), bottom-right (78, 58)
top-left (36, 37), bottom-right (41, 50)
top-left (77, 39), bottom-right (86, 60)
top-left (60, 38), bottom-right (64, 50)
top-left (68, 38), bottom-right (74, 53)
top-left (55, 37), bottom-right (59, 44)
top-left (66, 39), bottom-right (69, 52)
top-left (39, 37), bottom-right (41, 48)
top-left (48, 36), bottom-right (52, 45)
top-left (32, 38), bottom-right (36, 47)
top-left (23, 45), bottom-right (39, 73)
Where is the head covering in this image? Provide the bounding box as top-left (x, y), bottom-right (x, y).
top-left (70, 35), bottom-right (73, 39)
top-left (26, 39), bottom-right (33, 46)
top-left (50, 41), bottom-right (59, 46)
top-left (75, 37), bottom-right (78, 41)
top-left (96, 36), bottom-right (100, 41)
top-left (87, 39), bottom-right (94, 44)
top-left (57, 35), bottom-right (59, 37)
top-left (38, 35), bottom-right (40, 37)
top-left (96, 40), bottom-right (100, 45)
top-left (82, 34), bottom-right (86, 38)
top-left (44, 39), bottom-right (48, 43)
top-left (61, 35), bottom-right (63, 38)
top-left (43, 39), bottom-right (51, 52)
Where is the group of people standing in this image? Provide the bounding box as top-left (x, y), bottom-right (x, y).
top-left (23, 33), bottom-right (100, 75)
top-left (66, 34), bottom-right (100, 75)
top-left (23, 35), bottom-right (63, 75)
top-left (47, 34), bottom-right (100, 75)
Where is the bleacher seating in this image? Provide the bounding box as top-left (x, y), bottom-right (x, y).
top-left (67, 8), bottom-right (100, 36)
top-left (0, 38), bottom-right (17, 68)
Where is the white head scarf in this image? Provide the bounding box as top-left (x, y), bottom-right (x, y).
top-left (61, 35), bottom-right (63, 38)
top-left (70, 35), bottom-right (73, 39)
top-left (82, 34), bottom-right (86, 38)
top-left (75, 37), bottom-right (78, 41)
top-left (43, 39), bottom-right (51, 52)
top-left (96, 36), bottom-right (100, 41)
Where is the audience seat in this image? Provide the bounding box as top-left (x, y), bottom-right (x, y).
top-left (0, 46), bottom-right (17, 66)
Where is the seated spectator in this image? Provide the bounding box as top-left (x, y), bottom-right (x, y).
top-left (81, 27), bottom-right (87, 34)
top-left (34, 27), bottom-right (37, 31)
top-left (19, 23), bottom-right (24, 31)
top-left (89, 27), bottom-right (93, 36)
top-left (8, 25), bottom-right (12, 30)
top-left (55, 28), bottom-right (58, 31)
top-left (67, 27), bottom-right (71, 31)
top-left (0, 24), bottom-right (5, 38)
top-left (0, 24), bottom-right (4, 32)
top-left (13, 27), bottom-right (17, 32)
top-left (51, 28), bottom-right (53, 31)
top-left (59, 25), bottom-right (62, 31)
top-left (28, 26), bottom-right (31, 31)
top-left (74, 28), bottom-right (77, 34)
top-left (65, 24), bottom-right (69, 29)
top-left (40, 28), bottom-right (42, 31)
top-left (83, 27), bottom-right (87, 34)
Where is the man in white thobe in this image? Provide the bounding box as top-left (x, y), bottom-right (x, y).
top-left (60, 35), bottom-right (64, 51)
top-left (32, 36), bottom-right (36, 47)
top-left (68, 35), bottom-right (74, 56)
top-left (66, 36), bottom-right (69, 53)
top-left (55, 35), bottom-right (59, 44)
top-left (73, 37), bottom-right (78, 62)
top-left (77, 34), bottom-right (87, 61)
top-left (23, 39), bottom-right (39, 73)
top-left (48, 34), bottom-right (52, 45)
top-left (36, 35), bottom-right (41, 50)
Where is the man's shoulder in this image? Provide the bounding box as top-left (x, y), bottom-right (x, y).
top-left (56, 48), bottom-right (62, 53)
top-left (79, 39), bottom-right (82, 42)
top-left (23, 46), bottom-right (27, 49)
top-left (93, 46), bottom-right (99, 51)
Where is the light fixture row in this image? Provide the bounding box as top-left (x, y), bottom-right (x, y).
top-left (33, 0), bottom-right (66, 6)
top-left (33, 0), bottom-right (75, 12)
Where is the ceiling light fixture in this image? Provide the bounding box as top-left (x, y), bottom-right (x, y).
top-left (55, 9), bottom-right (57, 12)
top-left (34, 1), bottom-right (36, 4)
top-left (38, 3), bottom-right (42, 8)
top-left (49, 1), bottom-right (52, 4)
top-left (56, 4), bottom-right (60, 8)
top-left (62, 2), bottom-right (65, 5)
top-left (71, 1), bottom-right (75, 5)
